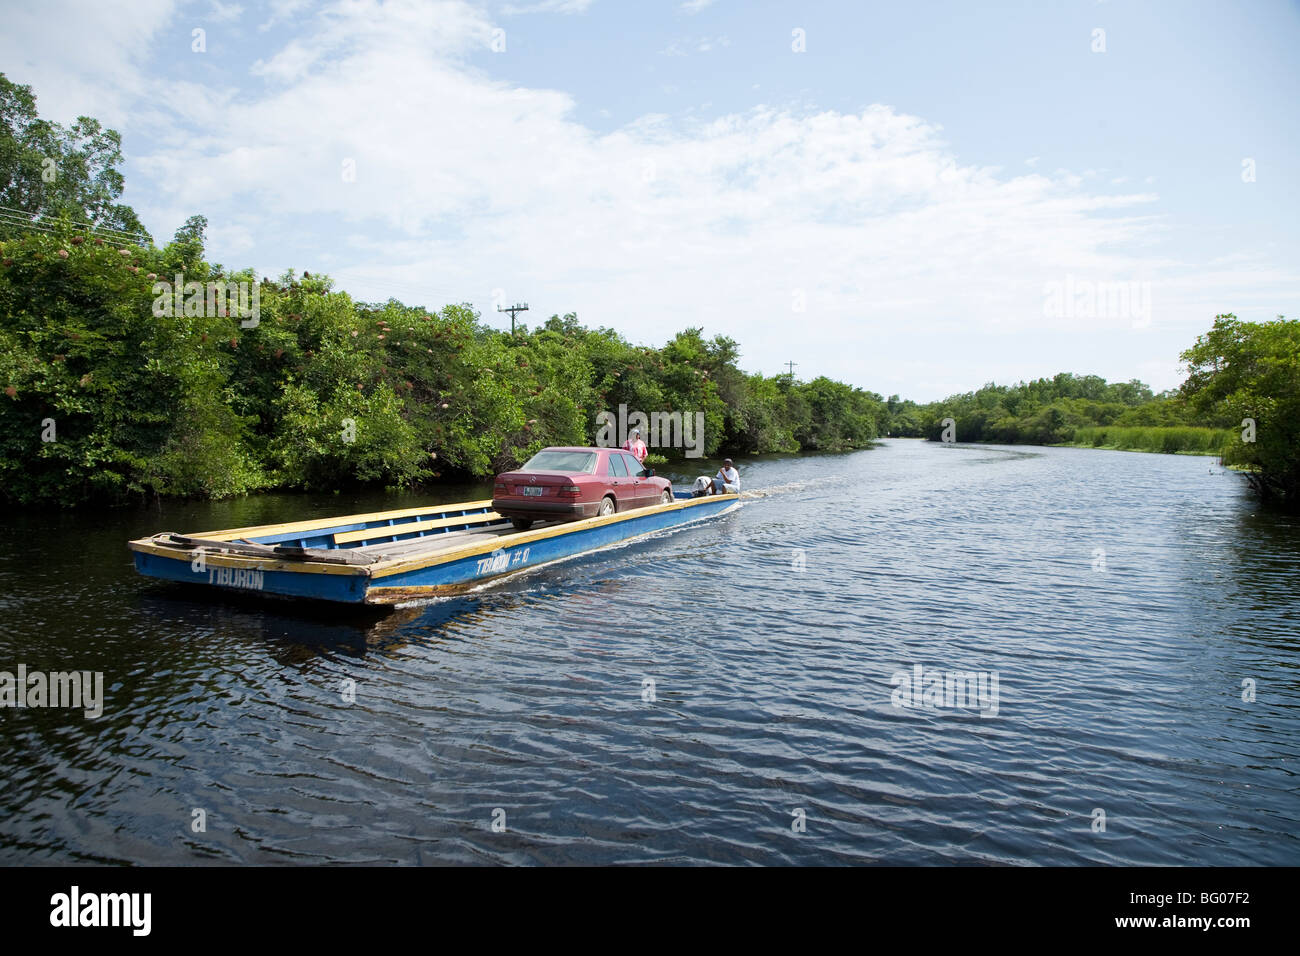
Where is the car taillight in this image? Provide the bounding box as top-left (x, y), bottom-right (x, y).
top-left (559, 485), bottom-right (581, 496)
top-left (494, 482), bottom-right (506, 492)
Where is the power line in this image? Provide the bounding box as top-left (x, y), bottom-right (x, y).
top-left (0, 216), bottom-right (141, 246)
top-left (0, 204), bottom-right (148, 241)
top-left (0, 204), bottom-right (150, 245)
top-left (0, 208), bottom-right (519, 320)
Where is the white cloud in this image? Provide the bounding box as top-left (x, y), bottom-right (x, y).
top-left (663, 34), bottom-right (731, 56)
top-left (501, 0), bottom-right (594, 14)
top-left (258, 0), bottom-right (314, 31)
top-left (680, 0), bottom-right (717, 13)
top-left (0, 0), bottom-right (177, 125)
top-left (207, 0), bottom-right (245, 23)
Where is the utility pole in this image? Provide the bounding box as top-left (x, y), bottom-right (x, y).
top-left (497, 302), bottom-right (529, 335)
top-left (784, 360), bottom-right (798, 380)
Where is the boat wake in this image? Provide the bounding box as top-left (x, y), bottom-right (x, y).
top-left (740, 475), bottom-right (847, 499)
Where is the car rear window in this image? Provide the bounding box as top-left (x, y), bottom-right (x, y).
top-left (521, 450), bottom-right (598, 474)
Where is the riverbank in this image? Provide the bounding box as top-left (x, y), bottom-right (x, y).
top-left (1066, 425), bottom-right (1233, 456)
top-left (921, 425), bottom-right (1232, 457)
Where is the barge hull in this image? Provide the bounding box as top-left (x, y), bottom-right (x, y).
top-left (128, 492), bottom-right (739, 605)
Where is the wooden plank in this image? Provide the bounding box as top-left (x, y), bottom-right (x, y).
top-left (359, 527), bottom-right (509, 560)
top-left (126, 539), bottom-right (370, 576)
top-left (161, 533), bottom-right (281, 557)
top-left (332, 511), bottom-right (506, 545)
top-left (272, 545), bottom-right (380, 565)
top-left (183, 500), bottom-right (495, 541)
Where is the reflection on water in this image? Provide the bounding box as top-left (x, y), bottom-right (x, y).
top-left (1, 440), bottom-right (1298, 865)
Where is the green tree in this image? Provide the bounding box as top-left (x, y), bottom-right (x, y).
top-left (1181, 314), bottom-right (1300, 506)
top-left (0, 73), bottom-right (147, 239)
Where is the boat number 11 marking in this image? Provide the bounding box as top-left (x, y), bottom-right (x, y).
top-left (477, 548), bottom-right (529, 575)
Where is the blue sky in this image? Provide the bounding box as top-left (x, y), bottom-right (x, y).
top-left (3, 0), bottom-right (1297, 400)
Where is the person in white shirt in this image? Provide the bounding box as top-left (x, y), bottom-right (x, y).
top-left (622, 428), bottom-right (648, 463)
top-left (712, 458), bottom-right (739, 495)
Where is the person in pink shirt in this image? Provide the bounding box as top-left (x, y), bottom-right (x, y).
top-left (623, 428), bottom-right (648, 463)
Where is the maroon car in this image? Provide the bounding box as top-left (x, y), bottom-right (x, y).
top-left (492, 446), bottom-right (673, 530)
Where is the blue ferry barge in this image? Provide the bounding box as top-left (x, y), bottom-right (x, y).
top-left (128, 489), bottom-right (740, 605)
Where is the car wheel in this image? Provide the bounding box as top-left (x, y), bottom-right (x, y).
top-left (660, 489), bottom-right (672, 505)
top-left (598, 496), bottom-right (615, 517)
top-left (511, 517), bottom-right (533, 531)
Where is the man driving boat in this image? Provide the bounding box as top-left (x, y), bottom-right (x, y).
top-left (712, 458), bottom-right (739, 495)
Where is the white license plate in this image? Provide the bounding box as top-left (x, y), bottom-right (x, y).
top-left (522, 486), bottom-right (544, 496)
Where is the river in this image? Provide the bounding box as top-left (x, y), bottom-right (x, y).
top-left (1, 439), bottom-right (1296, 864)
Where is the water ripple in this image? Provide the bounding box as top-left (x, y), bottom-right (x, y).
top-left (1, 441), bottom-right (1297, 864)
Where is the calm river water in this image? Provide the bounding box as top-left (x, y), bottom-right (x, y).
top-left (1, 439), bottom-right (1297, 865)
